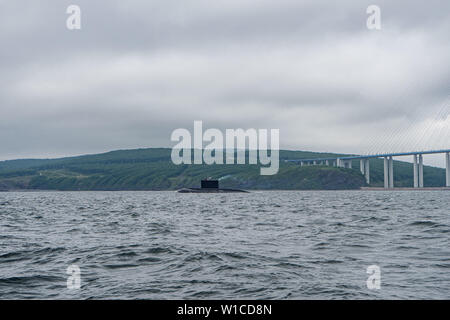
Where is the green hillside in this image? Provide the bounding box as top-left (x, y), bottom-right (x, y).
top-left (0, 148), bottom-right (446, 191)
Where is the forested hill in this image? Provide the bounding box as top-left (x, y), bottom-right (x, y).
top-left (0, 148), bottom-right (446, 191)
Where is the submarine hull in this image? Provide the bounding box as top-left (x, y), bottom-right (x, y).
top-left (177, 188), bottom-right (248, 193)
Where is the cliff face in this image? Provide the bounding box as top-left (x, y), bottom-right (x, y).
top-left (0, 148), bottom-right (445, 191)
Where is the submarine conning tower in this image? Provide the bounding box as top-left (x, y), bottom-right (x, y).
top-left (201, 179), bottom-right (219, 189)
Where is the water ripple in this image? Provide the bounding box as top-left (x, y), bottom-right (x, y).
top-left (0, 190), bottom-right (449, 299)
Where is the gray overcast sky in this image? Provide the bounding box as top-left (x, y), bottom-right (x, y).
top-left (0, 0), bottom-right (449, 166)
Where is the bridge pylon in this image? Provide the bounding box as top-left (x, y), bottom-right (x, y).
top-left (446, 152), bottom-right (450, 187)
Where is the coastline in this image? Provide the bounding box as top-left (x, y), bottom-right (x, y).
top-left (2, 187), bottom-right (450, 192)
top-left (360, 187), bottom-right (450, 191)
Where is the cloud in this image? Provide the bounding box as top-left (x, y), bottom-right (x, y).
top-left (0, 0), bottom-right (449, 166)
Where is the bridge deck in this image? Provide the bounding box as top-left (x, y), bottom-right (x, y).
top-left (285, 149), bottom-right (450, 163)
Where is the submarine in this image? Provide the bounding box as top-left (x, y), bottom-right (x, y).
top-left (177, 178), bottom-right (248, 193)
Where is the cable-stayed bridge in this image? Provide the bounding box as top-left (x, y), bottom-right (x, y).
top-left (286, 97), bottom-right (450, 189)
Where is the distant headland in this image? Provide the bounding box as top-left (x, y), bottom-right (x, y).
top-left (0, 148), bottom-right (446, 191)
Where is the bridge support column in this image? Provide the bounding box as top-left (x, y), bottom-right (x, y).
top-left (360, 159), bottom-right (365, 174)
top-left (413, 155), bottom-right (419, 188)
top-left (326, 160), bottom-right (329, 166)
top-left (389, 156), bottom-right (394, 188)
top-left (446, 152), bottom-right (450, 187)
top-left (346, 160), bottom-right (352, 169)
top-left (383, 157), bottom-right (394, 189)
top-left (418, 154), bottom-right (424, 188)
top-left (384, 157), bottom-right (389, 189)
top-left (364, 159), bottom-right (370, 184)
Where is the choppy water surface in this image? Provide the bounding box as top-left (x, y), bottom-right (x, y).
top-left (0, 190), bottom-right (449, 299)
